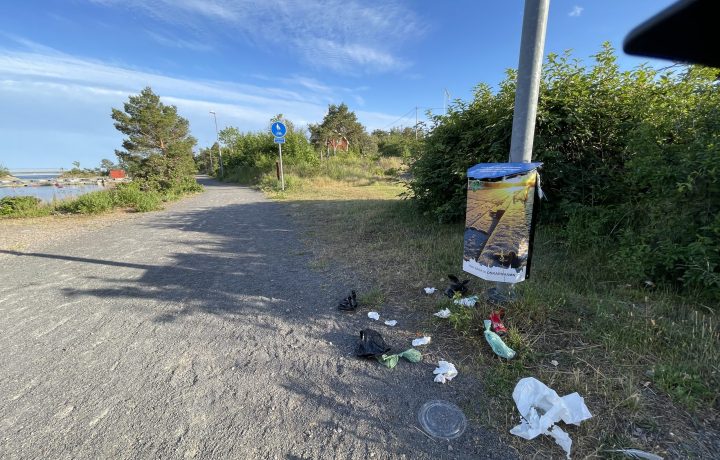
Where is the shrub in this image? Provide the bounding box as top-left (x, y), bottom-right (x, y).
top-left (408, 44), bottom-right (720, 299)
top-left (58, 191), bottom-right (116, 214)
top-left (0, 196), bottom-right (43, 216)
top-left (114, 183), bottom-right (163, 212)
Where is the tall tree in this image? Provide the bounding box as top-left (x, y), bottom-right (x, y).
top-left (309, 103), bottom-right (366, 155)
top-left (111, 87), bottom-right (197, 191)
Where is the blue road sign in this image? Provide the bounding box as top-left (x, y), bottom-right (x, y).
top-left (274, 137), bottom-right (286, 144)
top-left (271, 121), bottom-right (287, 137)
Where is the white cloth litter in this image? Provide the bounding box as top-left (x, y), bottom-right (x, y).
top-left (510, 377), bottom-right (592, 459)
top-left (384, 320), bottom-right (397, 326)
top-left (368, 311), bottom-right (380, 321)
top-left (423, 287), bottom-right (437, 294)
top-left (432, 361), bottom-right (458, 384)
top-left (433, 308), bottom-right (451, 318)
top-left (411, 336), bottom-right (431, 347)
top-left (453, 295), bottom-right (478, 307)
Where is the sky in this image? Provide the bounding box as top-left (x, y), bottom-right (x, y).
top-left (0, 0), bottom-right (676, 170)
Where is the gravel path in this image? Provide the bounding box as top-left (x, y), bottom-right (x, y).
top-left (0, 179), bottom-right (514, 459)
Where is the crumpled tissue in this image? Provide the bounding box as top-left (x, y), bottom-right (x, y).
top-left (412, 336), bottom-right (431, 347)
top-left (368, 312), bottom-right (380, 321)
top-left (433, 360), bottom-right (458, 384)
top-left (453, 295), bottom-right (478, 307)
top-left (384, 320), bottom-right (397, 327)
top-left (510, 377), bottom-right (592, 459)
top-left (433, 308), bottom-right (451, 318)
top-left (423, 287), bottom-right (437, 294)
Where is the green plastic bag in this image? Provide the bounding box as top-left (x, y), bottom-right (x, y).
top-left (484, 319), bottom-right (516, 359)
top-left (376, 348), bottom-right (423, 368)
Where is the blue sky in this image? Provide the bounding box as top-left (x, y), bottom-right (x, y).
top-left (0, 0), bottom-right (675, 169)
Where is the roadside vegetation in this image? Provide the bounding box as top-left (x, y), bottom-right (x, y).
top-left (213, 44), bottom-right (719, 457)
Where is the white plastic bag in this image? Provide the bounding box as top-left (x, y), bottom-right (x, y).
top-left (510, 377), bottom-right (592, 459)
top-left (368, 311), bottom-right (380, 321)
top-left (433, 308), bottom-right (451, 318)
top-left (412, 336), bottom-right (431, 347)
top-left (424, 287), bottom-right (437, 294)
top-left (384, 320), bottom-right (397, 326)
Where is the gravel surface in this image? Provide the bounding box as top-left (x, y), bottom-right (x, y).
top-left (0, 179), bottom-right (514, 459)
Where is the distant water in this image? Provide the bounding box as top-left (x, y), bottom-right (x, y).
top-left (0, 184), bottom-right (104, 202)
top-left (13, 174), bottom-right (61, 181)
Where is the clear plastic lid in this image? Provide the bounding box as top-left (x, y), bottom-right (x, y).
top-left (417, 400), bottom-right (467, 440)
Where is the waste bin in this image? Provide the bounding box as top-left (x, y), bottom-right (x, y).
top-left (463, 162), bottom-right (542, 284)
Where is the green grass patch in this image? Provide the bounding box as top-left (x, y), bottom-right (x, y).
top-left (260, 157), bottom-right (719, 458)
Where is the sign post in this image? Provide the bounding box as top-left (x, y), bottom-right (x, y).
top-left (271, 121), bottom-right (287, 191)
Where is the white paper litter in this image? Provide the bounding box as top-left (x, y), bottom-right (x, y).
top-left (433, 308), bottom-right (451, 318)
top-left (412, 336), bottom-right (431, 347)
top-left (423, 287), bottom-right (437, 294)
top-left (384, 320), bottom-right (397, 326)
top-left (368, 311), bottom-right (380, 321)
top-left (433, 360), bottom-right (458, 384)
top-left (510, 377), bottom-right (592, 459)
top-left (453, 295), bottom-right (478, 307)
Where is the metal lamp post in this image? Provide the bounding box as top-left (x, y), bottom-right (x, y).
top-left (209, 111), bottom-right (224, 178)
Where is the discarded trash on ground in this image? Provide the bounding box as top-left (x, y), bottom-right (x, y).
top-left (417, 400), bottom-right (467, 440)
top-left (368, 311), bottom-right (380, 321)
top-left (433, 361), bottom-right (458, 383)
top-left (453, 295), bottom-right (478, 308)
top-left (433, 308), bottom-right (451, 318)
top-left (384, 320), bottom-right (397, 327)
top-left (510, 377), bottom-right (593, 459)
top-left (489, 309), bottom-right (507, 335)
top-left (355, 329), bottom-right (391, 358)
top-left (606, 449), bottom-right (663, 460)
top-left (484, 319), bottom-right (516, 359)
top-left (444, 274), bottom-right (469, 298)
top-left (424, 287), bottom-right (437, 295)
top-left (412, 336), bottom-right (431, 347)
top-left (377, 348), bottom-right (422, 369)
top-left (337, 290), bottom-right (359, 311)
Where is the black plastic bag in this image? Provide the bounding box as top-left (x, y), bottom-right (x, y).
top-left (355, 329), bottom-right (391, 358)
top-left (444, 274), bottom-right (470, 298)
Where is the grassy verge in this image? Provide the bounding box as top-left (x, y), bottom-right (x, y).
top-left (0, 182), bottom-right (203, 219)
top-left (235, 156), bottom-right (719, 458)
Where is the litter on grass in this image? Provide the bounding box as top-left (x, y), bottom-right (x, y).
top-left (368, 311), bottom-right (380, 321)
top-left (337, 290), bottom-right (359, 311)
top-left (376, 348), bottom-right (422, 369)
top-left (453, 295), bottom-right (478, 307)
top-left (384, 320), bottom-right (397, 327)
top-left (483, 319), bottom-right (516, 359)
top-left (510, 377), bottom-right (592, 459)
top-left (424, 287), bottom-right (437, 294)
top-left (412, 336), bottom-right (431, 347)
top-left (434, 308), bottom-right (451, 318)
top-left (433, 361), bottom-right (458, 384)
top-left (445, 274), bottom-right (470, 298)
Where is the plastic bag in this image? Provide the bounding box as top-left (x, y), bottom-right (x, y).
top-left (433, 361), bottom-right (458, 383)
top-left (510, 377), bottom-right (592, 459)
top-left (483, 319), bottom-right (516, 359)
top-left (355, 329), bottom-right (391, 358)
top-left (376, 348), bottom-right (422, 369)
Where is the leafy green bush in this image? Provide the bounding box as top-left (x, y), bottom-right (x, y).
top-left (0, 196), bottom-right (44, 216)
top-left (58, 191), bottom-right (116, 214)
top-left (409, 44), bottom-right (720, 299)
top-left (114, 183), bottom-right (163, 212)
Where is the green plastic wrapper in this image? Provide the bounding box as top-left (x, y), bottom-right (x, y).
top-left (377, 348), bottom-right (423, 368)
top-left (483, 320), bottom-right (516, 359)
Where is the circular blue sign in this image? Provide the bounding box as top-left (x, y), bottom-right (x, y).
top-left (271, 121), bottom-right (287, 137)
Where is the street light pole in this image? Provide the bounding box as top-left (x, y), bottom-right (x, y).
top-left (209, 111), bottom-right (224, 177)
top-left (509, 0), bottom-right (550, 163)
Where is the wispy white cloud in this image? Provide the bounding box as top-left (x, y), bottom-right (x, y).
top-left (569, 6), bottom-right (584, 17)
top-left (87, 0), bottom-right (422, 74)
top-left (0, 41), bottom-right (405, 167)
top-left (145, 31), bottom-right (214, 52)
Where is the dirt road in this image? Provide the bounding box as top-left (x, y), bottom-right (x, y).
top-left (0, 179), bottom-right (513, 459)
